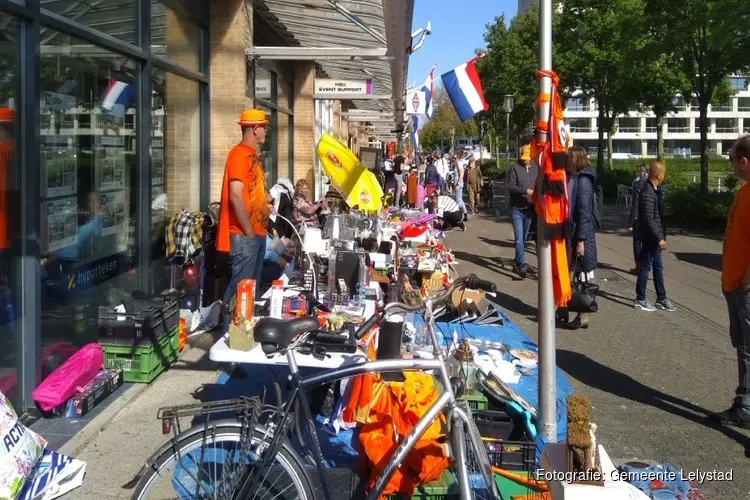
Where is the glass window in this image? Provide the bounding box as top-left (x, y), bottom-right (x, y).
top-left (151, 69), bottom-right (200, 293)
top-left (715, 118), bottom-right (737, 133)
top-left (617, 118), bottom-right (640, 133)
top-left (645, 118), bottom-right (658, 132)
top-left (41, 0), bottom-right (137, 45)
top-left (0, 14), bottom-right (20, 408)
top-left (151, 1), bottom-right (201, 72)
top-left (730, 77), bottom-right (747, 91)
top-left (39, 29), bottom-right (140, 386)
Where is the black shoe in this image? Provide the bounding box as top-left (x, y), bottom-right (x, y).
top-left (710, 404), bottom-right (750, 429)
top-left (513, 263), bottom-right (527, 279)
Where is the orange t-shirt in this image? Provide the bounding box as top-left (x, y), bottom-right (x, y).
top-left (216, 143), bottom-right (270, 253)
top-left (0, 141), bottom-right (11, 250)
top-left (722, 182), bottom-right (750, 291)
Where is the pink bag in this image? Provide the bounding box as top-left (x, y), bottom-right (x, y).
top-left (416, 184), bottom-right (425, 209)
top-left (33, 343), bottom-right (103, 412)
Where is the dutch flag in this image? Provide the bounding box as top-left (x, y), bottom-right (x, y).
top-left (440, 56), bottom-right (489, 122)
top-left (410, 114), bottom-right (423, 151)
top-left (101, 79), bottom-right (134, 114)
top-left (421, 66), bottom-right (436, 120)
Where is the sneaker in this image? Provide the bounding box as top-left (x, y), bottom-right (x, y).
top-left (634, 299), bottom-right (656, 312)
top-left (655, 298), bottom-right (676, 312)
top-left (514, 263), bottom-right (527, 279)
top-left (710, 404), bottom-right (750, 429)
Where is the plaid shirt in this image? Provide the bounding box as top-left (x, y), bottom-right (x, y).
top-left (165, 210), bottom-right (205, 263)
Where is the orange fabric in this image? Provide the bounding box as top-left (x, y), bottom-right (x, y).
top-left (216, 143), bottom-right (270, 252)
top-left (722, 183), bottom-right (750, 291)
top-left (532, 69), bottom-right (572, 307)
top-left (357, 372), bottom-right (449, 499)
top-left (0, 140), bottom-right (11, 249)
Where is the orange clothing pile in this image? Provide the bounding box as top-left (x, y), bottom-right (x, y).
top-left (348, 371), bottom-right (449, 499)
top-left (216, 143), bottom-right (270, 252)
top-left (722, 183), bottom-right (750, 291)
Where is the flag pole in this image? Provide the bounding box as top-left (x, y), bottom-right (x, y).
top-left (536, 0), bottom-right (557, 442)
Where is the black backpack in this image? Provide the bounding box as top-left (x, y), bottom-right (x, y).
top-left (593, 186), bottom-right (603, 230)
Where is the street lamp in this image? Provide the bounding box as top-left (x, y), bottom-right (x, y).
top-left (503, 94), bottom-right (515, 211)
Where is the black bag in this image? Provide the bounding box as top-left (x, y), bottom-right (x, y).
top-left (566, 273), bottom-right (599, 313)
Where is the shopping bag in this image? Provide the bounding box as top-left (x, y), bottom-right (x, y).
top-left (566, 274), bottom-right (599, 313)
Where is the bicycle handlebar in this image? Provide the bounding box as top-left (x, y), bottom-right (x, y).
top-left (353, 274), bottom-right (497, 339)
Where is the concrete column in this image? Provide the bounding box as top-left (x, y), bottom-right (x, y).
top-left (208, 0), bottom-right (249, 202)
top-left (641, 140), bottom-right (647, 157)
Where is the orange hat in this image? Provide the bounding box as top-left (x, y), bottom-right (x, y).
top-left (520, 145), bottom-right (531, 161)
top-left (238, 108), bottom-right (269, 127)
top-left (0, 107), bottom-right (15, 124)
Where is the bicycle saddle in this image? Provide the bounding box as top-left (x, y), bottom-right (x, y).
top-left (254, 316), bottom-right (320, 354)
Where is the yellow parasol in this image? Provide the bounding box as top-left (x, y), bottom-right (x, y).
top-left (316, 133), bottom-right (383, 212)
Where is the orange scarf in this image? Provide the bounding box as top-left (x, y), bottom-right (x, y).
top-left (531, 70), bottom-right (572, 307)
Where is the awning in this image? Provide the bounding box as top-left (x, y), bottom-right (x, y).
top-left (251, 0), bottom-right (415, 142)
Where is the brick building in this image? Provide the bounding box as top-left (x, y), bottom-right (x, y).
top-left (0, 0), bottom-right (414, 414)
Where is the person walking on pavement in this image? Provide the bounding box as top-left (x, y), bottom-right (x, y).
top-left (507, 145), bottom-right (538, 278)
top-left (466, 157), bottom-right (483, 214)
top-left (393, 154), bottom-right (405, 208)
top-left (711, 135), bottom-right (750, 429)
top-left (424, 155), bottom-right (439, 199)
top-left (454, 152), bottom-right (467, 219)
top-left (627, 164), bottom-right (648, 275)
top-left (217, 109), bottom-right (271, 330)
top-left (557, 146), bottom-right (597, 329)
top-left (634, 161), bottom-right (676, 312)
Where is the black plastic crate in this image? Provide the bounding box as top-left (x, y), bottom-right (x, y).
top-left (472, 409), bottom-right (536, 472)
top-left (98, 290), bottom-right (182, 345)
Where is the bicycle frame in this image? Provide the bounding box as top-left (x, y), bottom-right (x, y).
top-left (235, 297), bottom-right (476, 500)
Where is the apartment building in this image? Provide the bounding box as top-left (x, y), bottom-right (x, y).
top-left (564, 77), bottom-right (748, 157)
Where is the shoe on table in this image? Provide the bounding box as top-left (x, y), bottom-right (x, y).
top-left (710, 404), bottom-right (750, 429)
top-left (656, 298), bottom-right (676, 312)
top-left (634, 299), bottom-right (656, 312)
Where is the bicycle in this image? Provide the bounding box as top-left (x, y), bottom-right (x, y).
top-left (130, 274), bottom-right (501, 500)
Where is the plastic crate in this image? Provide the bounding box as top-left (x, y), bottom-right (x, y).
top-left (100, 327), bottom-right (179, 383)
top-left (98, 290), bottom-right (181, 345)
top-left (389, 469), bottom-right (458, 499)
top-left (472, 409), bottom-right (514, 440)
top-left (459, 390), bottom-right (488, 410)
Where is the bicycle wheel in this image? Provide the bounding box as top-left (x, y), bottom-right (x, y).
top-left (132, 419), bottom-right (314, 500)
top-left (451, 415), bottom-right (499, 499)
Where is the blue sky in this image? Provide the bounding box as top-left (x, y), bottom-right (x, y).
top-left (407, 0), bottom-right (517, 87)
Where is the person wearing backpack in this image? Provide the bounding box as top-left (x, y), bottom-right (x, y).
top-left (627, 164), bottom-right (649, 275)
top-left (557, 146), bottom-right (598, 330)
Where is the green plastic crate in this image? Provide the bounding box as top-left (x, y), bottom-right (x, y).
top-left (389, 470), bottom-right (459, 499)
top-left (100, 327), bottom-right (179, 383)
top-left (459, 390), bottom-right (488, 410)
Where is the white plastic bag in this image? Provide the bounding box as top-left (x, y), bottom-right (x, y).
top-left (0, 391), bottom-right (47, 500)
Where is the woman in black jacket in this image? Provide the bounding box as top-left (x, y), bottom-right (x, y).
top-left (557, 146), bottom-right (598, 330)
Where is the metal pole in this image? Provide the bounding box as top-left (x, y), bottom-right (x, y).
top-left (537, 0), bottom-right (557, 442)
top-left (504, 112), bottom-right (510, 211)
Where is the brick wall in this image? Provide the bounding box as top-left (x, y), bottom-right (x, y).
top-left (293, 62), bottom-right (315, 186)
top-left (208, 0), bottom-right (248, 202)
top-left (164, 9), bottom-right (200, 212)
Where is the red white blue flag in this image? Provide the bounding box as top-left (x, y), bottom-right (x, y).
top-left (440, 55), bottom-right (489, 122)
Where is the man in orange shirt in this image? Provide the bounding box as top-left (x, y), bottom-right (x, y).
top-left (712, 135), bottom-right (750, 428)
top-left (216, 109), bottom-right (271, 327)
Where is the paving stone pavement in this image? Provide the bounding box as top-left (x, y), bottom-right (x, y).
top-left (443, 202), bottom-right (747, 499)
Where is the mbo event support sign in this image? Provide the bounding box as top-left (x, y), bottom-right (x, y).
top-left (314, 79), bottom-right (372, 98)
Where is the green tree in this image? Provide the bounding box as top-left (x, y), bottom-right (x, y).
top-left (558, 0), bottom-right (644, 174)
top-left (419, 86), bottom-right (476, 151)
top-left (648, 0), bottom-right (750, 192)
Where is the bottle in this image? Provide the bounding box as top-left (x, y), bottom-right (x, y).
top-left (269, 280), bottom-right (284, 319)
